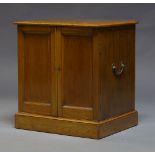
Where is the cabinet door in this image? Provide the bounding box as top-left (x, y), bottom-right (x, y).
top-left (57, 28), bottom-right (94, 120)
top-left (18, 26), bottom-right (57, 116)
top-left (99, 25), bottom-right (135, 119)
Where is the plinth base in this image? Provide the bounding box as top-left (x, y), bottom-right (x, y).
top-left (15, 111), bottom-right (138, 139)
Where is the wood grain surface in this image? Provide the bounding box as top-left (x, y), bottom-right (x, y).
top-left (15, 110), bottom-right (138, 139)
top-left (16, 20), bottom-right (138, 138)
top-left (15, 19), bottom-right (138, 27)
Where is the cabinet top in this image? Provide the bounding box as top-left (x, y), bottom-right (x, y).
top-left (15, 19), bottom-right (138, 27)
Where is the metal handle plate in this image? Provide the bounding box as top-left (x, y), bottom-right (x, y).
top-left (112, 62), bottom-right (125, 76)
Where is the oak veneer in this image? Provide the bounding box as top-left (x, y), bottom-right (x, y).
top-left (15, 19), bottom-right (138, 139)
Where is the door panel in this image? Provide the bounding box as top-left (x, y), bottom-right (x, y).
top-left (24, 33), bottom-right (51, 103)
top-left (57, 28), bottom-right (94, 120)
top-left (63, 35), bottom-right (93, 107)
top-left (18, 26), bottom-right (57, 116)
top-left (99, 26), bottom-right (135, 119)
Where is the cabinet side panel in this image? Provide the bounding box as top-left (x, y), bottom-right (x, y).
top-left (99, 25), bottom-right (135, 119)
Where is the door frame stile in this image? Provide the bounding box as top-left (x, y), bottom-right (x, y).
top-left (50, 27), bottom-right (58, 116)
top-left (92, 29), bottom-right (102, 121)
top-left (18, 25), bottom-right (25, 112)
top-left (56, 27), bottom-right (63, 117)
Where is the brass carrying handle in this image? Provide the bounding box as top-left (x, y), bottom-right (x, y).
top-left (112, 62), bottom-right (125, 76)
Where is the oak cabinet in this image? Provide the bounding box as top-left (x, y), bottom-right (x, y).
top-left (15, 19), bottom-right (138, 139)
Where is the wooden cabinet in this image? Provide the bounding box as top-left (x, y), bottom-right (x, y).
top-left (15, 19), bottom-right (138, 139)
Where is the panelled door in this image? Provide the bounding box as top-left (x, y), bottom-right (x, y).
top-left (18, 26), bottom-right (57, 116)
top-left (57, 27), bottom-right (94, 120)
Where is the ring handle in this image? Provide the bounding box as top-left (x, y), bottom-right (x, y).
top-left (112, 62), bottom-right (125, 76)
